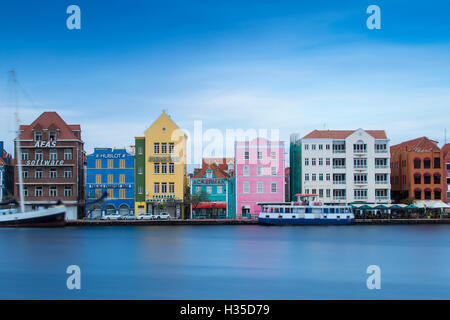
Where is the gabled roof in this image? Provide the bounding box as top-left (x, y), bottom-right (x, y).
top-left (202, 158), bottom-right (233, 172)
top-left (19, 112), bottom-right (80, 140)
top-left (193, 162), bottom-right (230, 179)
top-left (390, 137), bottom-right (440, 153)
top-left (441, 143), bottom-right (450, 160)
top-left (302, 129), bottom-right (387, 140)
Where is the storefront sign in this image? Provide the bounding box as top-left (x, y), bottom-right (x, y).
top-left (193, 178), bottom-right (225, 185)
top-left (24, 159), bottom-right (65, 166)
top-left (34, 141), bottom-right (57, 148)
top-left (88, 184), bottom-right (132, 189)
top-left (95, 154), bottom-right (126, 159)
top-left (148, 156), bottom-right (180, 162)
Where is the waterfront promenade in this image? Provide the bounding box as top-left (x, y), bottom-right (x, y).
top-left (67, 218), bottom-right (450, 226)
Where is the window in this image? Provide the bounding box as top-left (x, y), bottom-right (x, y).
top-left (244, 151), bottom-right (249, 160)
top-left (23, 187), bottom-right (28, 197)
top-left (271, 166), bottom-right (276, 176)
top-left (96, 159), bottom-right (101, 169)
top-left (35, 150), bottom-right (43, 160)
top-left (119, 189), bottom-right (125, 199)
top-left (375, 143), bottom-right (387, 152)
top-left (169, 163), bottom-right (174, 174)
top-left (414, 174), bottom-right (421, 184)
top-left (34, 131), bottom-right (42, 141)
top-left (21, 151), bottom-right (28, 160)
top-left (169, 143), bottom-right (174, 154)
top-left (434, 174), bottom-right (441, 184)
top-left (206, 169), bottom-right (213, 178)
top-left (305, 174), bottom-right (309, 181)
top-left (154, 183), bottom-right (160, 194)
top-left (138, 147), bottom-right (143, 155)
top-left (120, 174), bottom-right (125, 184)
top-left (318, 158), bottom-right (323, 166)
top-left (257, 151), bottom-right (263, 160)
top-left (206, 186), bottom-right (212, 194)
top-left (434, 157), bottom-right (441, 169)
top-left (196, 186), bottom-right (201, 194)
top-left (435, 190), bottom-right (441, 199)
top-left (161, 143), bottom-right (167, 154)
top-left (138, 167), bottom-right (143, 174)
top-left (120, 159), bottom-right (125, 169)
top-left (326, 158), bottom-right (330, 166)
top-left (319, 144), bottom-right (323, 150)
top-left (257, 182), bottom-right (263, 193)
top-left (326, 144), bottom-right (330, 150)
top-left (326, 173), bottom-right (330, 181)
top-left (414, 159), bottom-right (421, 169)
top-left (424, 175), bottom-right (431, 184)
top-left (50, 168), bottom-right (57, 178)
top-left (354, 173), bottom-right (368, 184)
top-left (161, 183), bottom-right (167, 194)
top-left (333, 142), bottom-right (345, 153)
top-left (49, 131), bottom-right (57, 141)
top-left (217, 185), bottom-right (223, 194)
top-left (271, 182), bottom-right (277, 193)
top-left (161, 163), bottom-right (167, 174)
top-left (35, 186), bottom-right (43, 197)
top-left (414, 189), bottom-right (421, 199)
top-left (64, 149), bottom-right (72, 160)
top-left (424, 159), bottom-right (431, 169)
top-left (243, 182), bottom-right (250, 193)
top-left (96, 189), bottom-right (102, 198)
top-left (326, 189), bottom-right (331, 198)
top-left (333, 174), bottom-right (346, 184)
top-left (271, 151), bottom-right (276, 159)
top-left (375, 189), bottom-right (388, 199)
top-left (154, 143), bottom-right (160, 154)
top-left (106, 189), bottom-right (113, 198)
top-left (311, 158), bottom-right (316, 166)
top-left (50, 149), bottom-right (57, 160)
top-left (354, 189), bottom-right (368, 200)
top-left (312, 174), bottom-right (316, 181)
top-left (49, 186), bottom-right (57, 197)
top-left (64, 187), bottom-right (73, 197)
top-left (257, 166), bottom-right (263, 176)
top-left (424, 189), bottom-right (431, 200)
top-left (312, 144), bottom-right (316, 150)
top-left (354, 141), bottom-right (367, 153)
top-left (305, 158), bottom-right (309, 166)
top-left (304, 144), bottom-right (309, 150)
top-left (319, 173), bottom-right (323, 181)
top-left (354, 158), bottom-right (367, 168)
top-left (376, 158), bottom-right (388, 168)
top-left (108, 175), bottom-right (113, 184)
top-left (319, 189), bottom-right (323, 197)
top-left (35, 168), bottom-right (43, 179)
top-left (138, 186), bottom-right (143, 194)
top-left (96, 174), bottom-right (101, 184)
top-left (333, 158), bottom-right (345, 168)
top-left (243, 165), bottom-right (249, 176)
top-left (154, 163), bottom-right (160, 174)
top-left (169, 183), bottom-right (175, 193)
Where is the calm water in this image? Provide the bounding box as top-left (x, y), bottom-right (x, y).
top-left (0, 225), bottom-right (449, 299)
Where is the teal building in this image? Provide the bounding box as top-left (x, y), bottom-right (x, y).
top-left (290, 134), bottom-right (302, 201)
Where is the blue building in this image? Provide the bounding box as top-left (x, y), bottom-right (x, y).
top-left (0, 141), bottom-right (13, 204)
top-left (86, 148), bottom-right (135, 218)
top-left (190, 159), bottom-right (235, 219)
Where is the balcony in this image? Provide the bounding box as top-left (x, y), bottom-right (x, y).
top-left (375, 196), bottom-right (389, 200)
top-left (375, 165), bottom-right (389, 169)
top-left (354, 181), bottom-right (368, 185)
top-left (333, 181), bottom-right (346, 185)
top-left (375, 180), bottom-right (388, 184)
top-left (333, 165), bottom-right (346, 169)
top-left (354, 196), bottom-right (368, 200)
top-left (354, 165), bottom-right (367, 169)
top-left (333, 196), bottom-right (346, 200)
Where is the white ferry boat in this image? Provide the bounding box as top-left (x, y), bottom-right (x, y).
top-left (258, 194), bottom-right (354, 225)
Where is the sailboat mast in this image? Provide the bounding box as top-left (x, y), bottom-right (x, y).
top-left (10, 70), bottom-right (25, 213)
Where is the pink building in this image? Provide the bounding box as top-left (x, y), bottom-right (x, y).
top-left (443, 143), bottom-right (450, 204)
top-left (235, 138), bottom-right (285, 218)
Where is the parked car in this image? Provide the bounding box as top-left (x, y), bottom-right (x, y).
top-left (102, 214), bottom-right (121, 220)
top-left (137, 214), bottom-right (153, 220)
top-left (154, 212), bottom-right (171, 220)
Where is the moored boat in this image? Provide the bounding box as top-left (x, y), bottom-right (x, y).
top-left (258, 194), bottom-right (355, 225)
top-left (0, 205), bottom-right (66, 227)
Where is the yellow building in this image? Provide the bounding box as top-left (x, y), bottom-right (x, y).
top-left (134, 111), bottom-right (188, 218)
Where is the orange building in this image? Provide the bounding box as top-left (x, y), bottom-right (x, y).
top-left (390, 137), bottom-right (445, 202)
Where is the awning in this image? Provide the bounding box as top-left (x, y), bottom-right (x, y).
top-left (413, 173), bottom-right (421, 177)
top-left (424, 157), bottom-right (431, 161)
top-left (424, 188), bottom-right (432, 192)
top-left (433, 172), bottom-right (441, 177)
top-left (390, 204), bottom-right (407, 209)
top-left (414, 188), bottom-right (421, 192)
top-left (375, 204), bottom-right (389, 209)
top-left (195, 202), bottom-right (227, 209)
top-left (406, 204), bottom-right (419, 209)
top-left (424, 172), bottom-right (431, 176)
top-left (414, 200), bottom-right (450, 209)
top-left (434, 188), bottom-right (441, 192)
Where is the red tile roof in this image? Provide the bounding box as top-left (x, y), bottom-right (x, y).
top-left (390, 137), bottom-right (440, 153)
top-left (442, 143), bottom-right (450, 161)
top-left (19, 112), bottom-right (81, 140)
top-left (193, 162), bottom-right (230, 179)
top-left (303, 129), bottom-right (387, 139)
top-left (202, 158), bottom-right (233, 172)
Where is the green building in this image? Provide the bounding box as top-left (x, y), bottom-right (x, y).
top-left (289, 133), bottom-right (302, 201)
top-left (134, 137), bottom-right (146, 214)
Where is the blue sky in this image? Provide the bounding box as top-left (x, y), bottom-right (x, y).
top-left (1, 0), bottom-right (449, 165)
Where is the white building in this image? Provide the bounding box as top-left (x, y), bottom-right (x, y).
top-left (297, 129), bottom-right (391, 205)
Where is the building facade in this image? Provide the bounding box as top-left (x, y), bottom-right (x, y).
top-left (391, 137), bottom-right (445, 202)
top-left (443, 143), bottom-right (450, 203)
top-left (190, 161), bottom-right (235, 219)
top-left (86, 148), bottom-right (135, 218)
top-left (0, 141), bottom-right (14, 203)
top-left (289, 133), bottom-right (302, 201)
top-left (293, 129), bottom-right (390, 205)
top-left (14, 112), bottom-right (85, 219)
top-left (135, 111), bottom-right (187, 218)
top-left (235, 138), bottom-right (285, 218)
